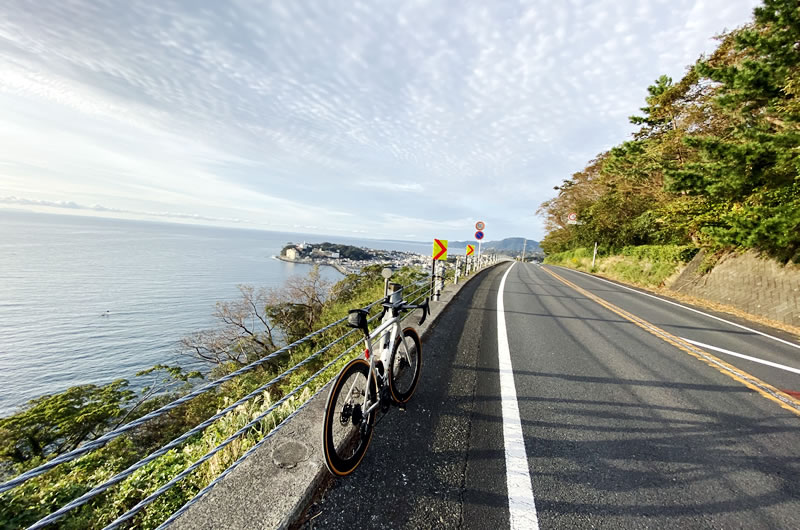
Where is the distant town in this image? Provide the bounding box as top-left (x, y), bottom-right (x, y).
top-left (277, 241), bottom-right (429, 274)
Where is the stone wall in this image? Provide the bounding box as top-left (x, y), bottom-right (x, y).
top-left (669, 250), bottom-right (800, 327)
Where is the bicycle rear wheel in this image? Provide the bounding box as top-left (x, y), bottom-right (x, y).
top-left (322, 358), bottom-right (375, 476)
top-left (388, 327), bottom-right (422, 403)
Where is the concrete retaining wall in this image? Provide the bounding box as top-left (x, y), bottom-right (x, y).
top-left (670, 250), bottom-right (800, 327)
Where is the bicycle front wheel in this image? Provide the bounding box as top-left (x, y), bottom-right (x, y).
top-left (388, 327), bottom-right (422, 403)
top-left (322, 358), bottom-right (375, 476)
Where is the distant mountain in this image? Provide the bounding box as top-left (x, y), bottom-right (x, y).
top-left (450, 237), bottom-right (541, 254)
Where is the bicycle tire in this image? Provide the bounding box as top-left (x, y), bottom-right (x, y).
top-left (388, 327), bottom-right (422, 404)
top-left (322, 358), bottom-right (376, 476)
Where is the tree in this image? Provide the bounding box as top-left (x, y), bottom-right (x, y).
top-left (629, 75), bottom-right (677, 132)
top-left (538, 0), bottom-right (800, 261)
top-left (181, 285), bottom-right (280, 368)
top-left (265, 265), bottom-right (332, 343)
top-left (0, 380), bottom-right (134, 463)
top-left (668, 0), bottom-right (800, 260)
top-left (181, 267), bottom-right (333, 368)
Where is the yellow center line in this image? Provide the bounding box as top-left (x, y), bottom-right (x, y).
top-left (541, 266), bottom-right (800, 416)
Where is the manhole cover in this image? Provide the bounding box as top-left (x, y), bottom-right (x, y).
top-left (272, 440), bottom-right (311, 469)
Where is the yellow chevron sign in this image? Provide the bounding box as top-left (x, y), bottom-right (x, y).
top-left (433, 239), bottom-right (448, 260)
top-left (466, 244), bottom-right (475, 256)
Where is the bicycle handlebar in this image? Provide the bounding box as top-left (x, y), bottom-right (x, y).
top-left (374, 297), bottom-right (431, 326)
top-left (399, 298), bottom-right (430, 326)
top-left (415, 298), bottom-right (431, 326)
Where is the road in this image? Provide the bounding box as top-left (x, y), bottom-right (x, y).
top-left (299, 262), bottom-right (800, 529)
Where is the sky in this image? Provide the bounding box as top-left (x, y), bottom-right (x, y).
top-left (0, 0), bottom-right (761, 242)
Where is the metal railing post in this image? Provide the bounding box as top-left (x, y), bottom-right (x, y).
top-left (434, 262), bottom-right (443, 301)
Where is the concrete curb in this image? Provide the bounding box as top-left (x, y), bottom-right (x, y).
top-left (167, 261), bottom-right (508, 530)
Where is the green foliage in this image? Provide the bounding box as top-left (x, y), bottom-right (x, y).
top-left (317, 242), bottom-right (374, 260)
top-left (545, 245), bottom-right (699, 287)
top-left (701, 182), bottom-right (800, 262)
top-left (629, 75), bottom-right (676, 131)
top-left (282, 242), bottom-right (374, 261)
top-left (0, 381), bottom-right (134, 464)
top-left (697, 247), bottom-right (728, 275)
top-left (619, 244), bottom-right (700, 264)
top-left (539, 0), bottom-right (800, 263)
top-left (136, 365), bottom-right (203, 395)
top-left (543, 247), bottom-right (593, 270)
top-left (0, 436), bottom-right (139, 529)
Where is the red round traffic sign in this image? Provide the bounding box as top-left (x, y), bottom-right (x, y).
top-left (475, 231), bottom-right (484, 240)
top-left (475, 221), bottom-right (485, 231)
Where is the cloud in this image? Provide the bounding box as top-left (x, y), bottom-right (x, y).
top-left (0, 196), bottom-right (242, 224)
top-left (359, 180), bottom-right (424, 193)
top-left (0, 0), bottom-right (762, 240)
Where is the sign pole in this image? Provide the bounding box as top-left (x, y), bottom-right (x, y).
top-left (474, 222), bottom-right (486, 267)
top-left (430, 255), bottom-right (435, 298)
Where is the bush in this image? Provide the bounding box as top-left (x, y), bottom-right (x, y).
top-left (546, 245), bottom-right (700, 287)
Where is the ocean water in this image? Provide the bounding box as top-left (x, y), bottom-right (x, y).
top-left (0, 210), bottom-right (430, 416)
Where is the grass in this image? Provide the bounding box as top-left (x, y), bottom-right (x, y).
top-left (544, 245), bottom-right (700, 287)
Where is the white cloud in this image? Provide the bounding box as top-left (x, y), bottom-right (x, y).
top-left (0, 0), bottom-right (762, 240)
top-left (0, 195), bottom-right (242, 224)
top-left (359, 180), bottom-right (424, 193)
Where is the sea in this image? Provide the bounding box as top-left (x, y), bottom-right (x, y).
top-left (0, 210), bottom-right (430, 416)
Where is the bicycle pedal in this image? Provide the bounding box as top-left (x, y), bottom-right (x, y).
top-left (397, 404), bottom-right (406, 411)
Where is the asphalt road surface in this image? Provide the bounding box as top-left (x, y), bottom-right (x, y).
top-left (299, 262), bottom-right (800, 529)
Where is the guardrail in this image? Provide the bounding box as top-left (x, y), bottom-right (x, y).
top-left (0, 278), bottom-right (433, 530)
top-left (1, 254), bottom-right (507, 530)
top-left (433, 253), bottom-right (499, 300)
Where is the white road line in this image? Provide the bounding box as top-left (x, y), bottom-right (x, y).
top-left (558, 267), bottom-right (800, 351)
top-left (680, 337), bottom-right (800, 376)
top-left (497, 262), bottom-right (539, 529)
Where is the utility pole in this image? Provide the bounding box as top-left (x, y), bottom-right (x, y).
top-left (521, 239), bottom-right (527, 262)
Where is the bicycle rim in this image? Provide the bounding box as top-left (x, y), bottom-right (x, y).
top-left (389, 328), bottom-right (422, 403)
top-left (322, 358), bottom-right (375, 476)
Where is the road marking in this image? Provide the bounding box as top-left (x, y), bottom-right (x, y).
top-left (541, 267), bottom-right (800, 416)
top-left (679, 337), bottom-right (800, 375)
top-left (558, 267), bottom-right (800, 351)
top-left (497, 262), bottom-right (540, 529)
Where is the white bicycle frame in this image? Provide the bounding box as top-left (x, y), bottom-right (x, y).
top-left (359, 305), bottom-right (412, 418)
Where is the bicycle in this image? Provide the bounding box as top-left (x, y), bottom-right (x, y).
top-left (321, 275), bottom-right (430, 476)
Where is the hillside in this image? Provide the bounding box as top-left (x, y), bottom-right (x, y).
top-left (450, 237), bottom-right (541, 254)
top-left (536, 1), bottom-right (799, 263)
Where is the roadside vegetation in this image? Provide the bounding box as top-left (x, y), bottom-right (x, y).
top-left (0, 264), bottom-right (426, 529)
top-left (539, 0), bottom-right (800, 266)
top-left (544, 245), bottom-right (700, 287)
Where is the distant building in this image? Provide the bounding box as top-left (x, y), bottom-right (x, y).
top-left (329, 251), bottom-right (340, 259)
top-left (286, 248), bottom-right (298, 260)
